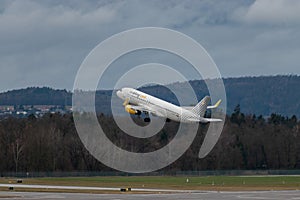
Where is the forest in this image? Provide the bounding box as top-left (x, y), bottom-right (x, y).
top-left (0, 105), bottom-right (299, 174)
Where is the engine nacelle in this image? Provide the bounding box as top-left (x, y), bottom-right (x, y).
top-left (125, 105), bottom-right (141, 115)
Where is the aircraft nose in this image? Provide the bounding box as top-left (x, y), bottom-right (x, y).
top-left (116, 90), bottom-right (124, 99)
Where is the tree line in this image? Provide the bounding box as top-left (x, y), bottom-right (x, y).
top-left (0, 106), bottom-right (299, 174)
top-left (1, 75), bottom-right (300, 117)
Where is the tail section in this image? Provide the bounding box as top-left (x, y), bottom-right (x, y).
top-left (191, 96), bottom-right (210, 117)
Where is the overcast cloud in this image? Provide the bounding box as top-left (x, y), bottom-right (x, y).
top-left (0, 0), bottom-right (299, 92)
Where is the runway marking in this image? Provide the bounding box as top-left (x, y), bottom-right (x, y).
top-left (41, 195), bottom-right (66, 199)
top-left (0, 193), bottom-right (67, 200)
top-left (237, 195), bottom-right (273, 199)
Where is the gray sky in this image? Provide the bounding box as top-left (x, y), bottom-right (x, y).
top-left (0, 0), bottom-right (300, 92)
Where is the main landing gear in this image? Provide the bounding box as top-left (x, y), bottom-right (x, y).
top-left (143, 111), bottom-right (150, 122)
top-left (144, 117), bottom-right (151, 122)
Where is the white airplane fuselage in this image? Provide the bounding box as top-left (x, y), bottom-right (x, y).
top-left (116, 88), bottom-right (212, 123)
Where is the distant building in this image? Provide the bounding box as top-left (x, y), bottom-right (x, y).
top-left (0, 105), bottom-right (72, 118)
top-left (0, 106), bottom-right (14, 112)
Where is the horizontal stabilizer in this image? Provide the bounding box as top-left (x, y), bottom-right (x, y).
top-left (203, 118), bottom-right (222, 122)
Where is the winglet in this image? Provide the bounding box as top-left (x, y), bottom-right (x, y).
top-left (207, 99), bottom-right (221, 109)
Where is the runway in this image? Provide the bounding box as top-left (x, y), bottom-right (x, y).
top-left (0, 184), bottom-right (194, 193)
top-left (1, 190), bottom-right (300, 200)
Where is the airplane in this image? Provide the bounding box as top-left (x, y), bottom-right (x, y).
top-left (116, 87), bottom-right (222, 123)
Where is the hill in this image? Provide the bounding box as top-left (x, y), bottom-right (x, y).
top-left (0, 87), bottom-right (71, 106)
top-left (0, 75), bottom-right (299, 117)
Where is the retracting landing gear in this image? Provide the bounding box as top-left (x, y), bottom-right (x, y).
top-left (143, 111), bottom-right (151, 122)
top-left (144, 117), bottom-right (151, 122)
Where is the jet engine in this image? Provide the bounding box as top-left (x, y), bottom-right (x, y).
top-left (125, 105), bottom-right (141, 115)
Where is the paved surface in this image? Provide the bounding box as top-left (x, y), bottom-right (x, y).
top-left (0, 184), bottom-right (194, 193)
top-left (1, 191), bottom-right (300, 200)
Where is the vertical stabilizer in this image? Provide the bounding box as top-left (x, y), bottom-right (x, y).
top-left (191, 96), bottom-right (210, 117)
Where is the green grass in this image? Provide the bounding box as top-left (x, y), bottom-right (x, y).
top-left (1, 176), bottom-right (300, 191)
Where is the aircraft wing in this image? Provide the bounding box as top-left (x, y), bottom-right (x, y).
top-left (128, 105), bottom-right (152, 113)
top-left (129, 105), bottom-right (165, 117)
